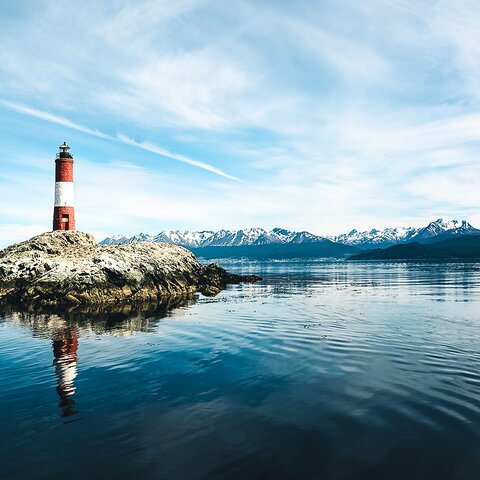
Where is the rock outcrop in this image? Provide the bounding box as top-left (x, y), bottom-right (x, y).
top-left (0, 231), bottom-right (261, 308)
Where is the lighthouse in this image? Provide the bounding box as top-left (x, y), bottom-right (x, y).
top-left (53, 142), bottom-right (76, 231)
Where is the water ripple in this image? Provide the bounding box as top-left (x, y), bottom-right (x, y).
top-left (1, 261), bottom-right (480, 479)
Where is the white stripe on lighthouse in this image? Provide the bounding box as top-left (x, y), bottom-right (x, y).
top-left (54, 182), bottom-right (75, 207)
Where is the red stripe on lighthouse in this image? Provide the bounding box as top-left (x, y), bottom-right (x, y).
top-left (55, 159), bottom-right (74, 182)
top-left (53, 206), bottom-right (76, 231)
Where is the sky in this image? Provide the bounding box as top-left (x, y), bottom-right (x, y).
top-left (1, 0), bottom-right (480, 246)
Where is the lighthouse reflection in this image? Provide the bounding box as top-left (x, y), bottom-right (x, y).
top-left (0, 295), bottom-right (196, 419)
top-left (53, 328), bottom-right (79, 417)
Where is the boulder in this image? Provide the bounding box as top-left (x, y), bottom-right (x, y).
top-left (0, 231), bottom-right (261, 308)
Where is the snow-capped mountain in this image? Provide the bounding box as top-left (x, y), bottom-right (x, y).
top-left (413, 219), bottom-right (478, 241)
top-left (101, 234), bottom-right (130, 245)
top-left (101, 228), bottom-right (327, 247)
top-left (332, 227), bottom-right (418, 247)
top-left (331, 218), bottom-right (480, 247)
top-left (100, 219), bottom-right (480, 250)
top-left (153, 230), bottom-right (215, 247)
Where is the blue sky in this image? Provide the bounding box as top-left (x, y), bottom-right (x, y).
top-left (1, 0), bottom-right (480, 246)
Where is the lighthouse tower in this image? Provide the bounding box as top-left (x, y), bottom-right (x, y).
top-left (53, 142), bottom-right (76, 231)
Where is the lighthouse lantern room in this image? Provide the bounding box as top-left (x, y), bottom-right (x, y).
top-left (53, 142), bottom-right (76, 231)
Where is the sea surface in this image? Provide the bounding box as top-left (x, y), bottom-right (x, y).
top-left (1, 259), bottom-right (479, 480)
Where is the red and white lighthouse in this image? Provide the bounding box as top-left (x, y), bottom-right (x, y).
top-left (53, 142), bottom-right (76, 231)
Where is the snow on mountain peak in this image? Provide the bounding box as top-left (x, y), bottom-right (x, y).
top-left (100, 219), bottom-right (479, 248)
top-left (101, 227), bottom-right (327, 247)
top-left (333, 218), bottom-right (478, 246)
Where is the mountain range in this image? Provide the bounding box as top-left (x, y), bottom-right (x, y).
top-left (101, 219), bottom-right (480, 256)
top-left (331, 219), bottom-right (479, 248)
top-left (101, 227), bottom-right (327, 248)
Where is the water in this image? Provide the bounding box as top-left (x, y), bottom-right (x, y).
top-left (1, 260), bottom-right (479, 480)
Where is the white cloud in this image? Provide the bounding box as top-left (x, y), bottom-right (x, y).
top-left (116, 134), bottom-right (240, 181)
top-left (0, 101), bottom-right (109, 139)
top-left (429, 0), bottom-right (480, 97)
top-left (1, 0), bottom-right (480, 240)
top-left (1, 101), bottom-right (238, 180)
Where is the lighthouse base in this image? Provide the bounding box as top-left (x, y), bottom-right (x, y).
top-left (53, 206), bottom-right (76, 231)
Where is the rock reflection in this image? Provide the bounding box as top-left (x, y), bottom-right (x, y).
top-left (0, 295), bottom-right (197, 419)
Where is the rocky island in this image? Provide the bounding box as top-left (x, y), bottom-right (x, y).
top-left (0, 231), bottom-right (261, 309)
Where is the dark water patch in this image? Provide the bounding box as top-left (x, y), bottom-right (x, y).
top-left (1, 261), bottom-right (480, 479)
